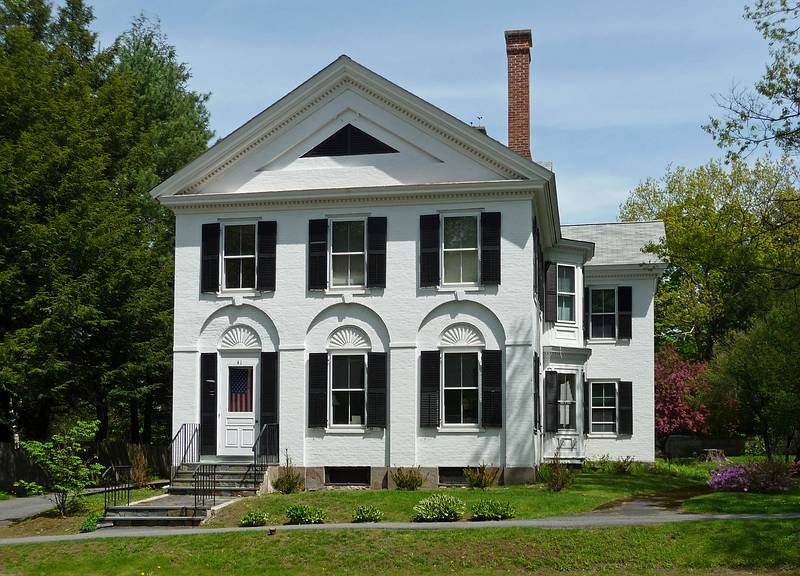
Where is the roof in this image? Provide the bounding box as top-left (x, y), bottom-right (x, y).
top-left (560, 221), bottom-right (666, 266)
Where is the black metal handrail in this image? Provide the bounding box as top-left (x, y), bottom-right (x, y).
top-left (252, 423), bottom-right (279, 488)
top-left (102, 465), bottom-right (131, 515)
top-left (193, 463), bottom-right (216, 513)
top-left (170, 423), bottom-right (199, 481)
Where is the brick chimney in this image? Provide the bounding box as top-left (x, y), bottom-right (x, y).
top-left (505, 29), bottom-right (532, 159)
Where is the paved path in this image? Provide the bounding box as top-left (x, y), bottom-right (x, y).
top-left (0, 495), bottom-right (55, 527)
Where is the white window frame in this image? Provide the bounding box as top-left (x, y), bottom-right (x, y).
top-left (221, 222), bottom-right (257, 292)
top-left (557, 372), bottom-right (577, 431)
top-left (556, 264), bottom-right (576, 323)
top-left (441, 213), bottom-right (480, 287)
top-left (440, 349), bottom-right (481, 427)
top-left (589, 287), bottom-right (617, 340)
top-left (328, 351), bottom-right (367, 428)
top-left (329, 218), bottom-right (367, 289)
top-left (590, 380), bottom-right (618, 435)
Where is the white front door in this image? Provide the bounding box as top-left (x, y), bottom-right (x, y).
top-left (218, 358), bottom-right (257, 457)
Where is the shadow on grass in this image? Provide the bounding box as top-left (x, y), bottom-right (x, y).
top-left (703, 519), bottom-right (800, 567)
top-left (572, 472), bottom-right (701, 495)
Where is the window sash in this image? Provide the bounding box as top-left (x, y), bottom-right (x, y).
top-left (590, 289), bottom-right (617, 338)
top-left (442, 352), bottom-right (479, 425)
top-left (591, 382), bottom-right (617, 433)
top-left (330, 220), bottom-right (366, 287)
top-left (442, 216), bottom-right (479, 285)
top-left (557, 373), bottom-right (576, 430)
top-left (330, 355), bottom-right (366, 426)
top-left (556, 265), bottom-right (575, 322)
top-left (223, 224), bottom-right (256, 289)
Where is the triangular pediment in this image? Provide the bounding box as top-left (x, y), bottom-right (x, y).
top-left (301, 124), bottom-right (397, 157)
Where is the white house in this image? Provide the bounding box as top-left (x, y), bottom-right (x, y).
top-left (152, 30), bottom-right (666, 489)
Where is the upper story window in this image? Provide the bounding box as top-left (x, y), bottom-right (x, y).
top-left (331, 220), bottom-right (366, 287)
top-left (557, 265), bottom-right (575, 322)
top-left (443, 216), bottom-right (479, 284)
top-left (590, 288), bottom-right (616, 339)
top-left (443, 352), bottom-right (479, 424)
top-left (223, 224), bottom-right (256, 290)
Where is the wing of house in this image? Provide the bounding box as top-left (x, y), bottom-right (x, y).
top-left (154, 29), bottom-right (665, 489)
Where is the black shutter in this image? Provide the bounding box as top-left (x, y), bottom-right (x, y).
top-left (420, 351), bottom-right (440, 427)
top-left (308, 219), bottom-right (328, 291)
top-left (308, 353), bottom-right (328, 427)
top-left (367, 352), bottom-right (387, 427)
top-left (533, 352), bottom-right (540, 429)
top-left (617, 286), bottom-right (632, 339)
top-left (481, 350), bottom-right (502, 427)
top-left (367, 217), bottom-right (387, 288)
top-left (618, 381), bottom-right (633, 435)
top-left (480, 212), bottom-right (501, 285)
top-left (583, 287), bottom-right (590, 340)
top-left (200, 353), bottom-right (217, 455)
top-left (583, 377), bottom-right (590, 434)
top-left (260, 352), bottom-right (278, 425)
top-left (544, 370), bottom-right (558, 433)
top-left (201, 223), bottom-right (220, 293)
top-left (256, 221), bottom-right (277, 292)
top-left (419, 215), bottom-right (440, 287)
top-left (544, 261), bottom-right (557, 322)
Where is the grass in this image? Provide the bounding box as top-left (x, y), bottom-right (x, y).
top-left (0, 490), bottom-right (11, 500)
top-left (1, 520), bottom-right (798, 574)
top-left (0, 487), bottom-right (164, 538)
top-left (684, 485), bottom-right (800, 514)
top-left (206, 470), bottom-right (700, 527)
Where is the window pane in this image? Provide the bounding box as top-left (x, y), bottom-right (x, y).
top-left (558, 404), bottom-right (575, 429)
top-left (349, 391), bottom-right (364, 424)
top-left (444, 353), bottom-right (460, 388)
top-left (224, 259), bottom-right (241, 289)
top-left (331, 221), bottom-right (347, 253)
top-left (444, 389), bottom-right (461, 423)
top-left (332, 254), bottom-right (348, 286)
top-left (349, 356), bottom-right (365, 389)
top-left (557, 266), bottom-right (574, 293)
top-left (461, 250), bottom-right (478, 283)
top-left (462, 353), bottom-right (478, 387)
top-left (443, 251), bottom-right (461, 283)
top-left (600, 314), bottom-right (616, 338)
top-left (559, 375), bottom-right (575, 401)
top-left (240, 225), bottom-right (255, 255)
top-left (558, 294), bottom-right (575, 322)
top-left (462, 389), bottom-right (478, 424)
top-left (349, 220), bottom-right (364, 252)
top-left (332, 356), bottom-right (348, 389)
top-left (443, 216), bottom-right (477, 249)
top-left (225, 226), bottom-right (240, 256)
top-left (349, 254), bottom-right (365, 285)
top-left (332, 391), bottom-right (349, 424)
top-left (241, 258), bottom-right (255, 288)
top-left (603, 289), bottom-right (616, 311)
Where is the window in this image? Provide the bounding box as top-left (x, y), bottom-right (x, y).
top-left (443, 352), bottom-right (479, 424)
top-left (223, 224), bottom-right (256, 289)
top-left (591, 382), bottom-right (617, 433)
top-left (591, 289), bottom-right (616, 339)
top-left (557, 265), bottom-right (575, 321)
top-left (442, 216), bottom-right (478, 284)
top-left (558, 373), bottom-right (576, 430)
top-left (330, 220), bottom-right (365, 287)
top-left (331, 355), bottom-right (365, 426)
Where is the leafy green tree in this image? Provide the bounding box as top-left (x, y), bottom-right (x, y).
top-left (20, 419), bottom-right (104, 515)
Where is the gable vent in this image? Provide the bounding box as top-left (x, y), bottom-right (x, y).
top-left (301, 124), bottom-right (398, 157)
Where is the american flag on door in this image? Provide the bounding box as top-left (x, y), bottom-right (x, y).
top-left (229, 367), bottom-right (253, 412)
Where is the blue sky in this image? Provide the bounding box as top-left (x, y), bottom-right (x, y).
top-left (91, 1), bottom-right (768, 224)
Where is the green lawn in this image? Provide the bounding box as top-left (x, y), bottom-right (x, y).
top-left (207, 470), bottom-right (701, 527)
top-left (0, 487), bottom-right (164, 538)
top-left (684, 485), bottom-right (800, 514)
top-left (2, 520), bottom-right (798, 575)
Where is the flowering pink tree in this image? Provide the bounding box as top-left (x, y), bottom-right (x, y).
top-left (655, 346), bottom-right (709, 442)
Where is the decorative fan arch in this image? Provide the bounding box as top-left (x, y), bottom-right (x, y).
top-left (439, 323), bottom-right (484, 347)
top-left (219, 325), bottom-right (261, 350)
top-left (327, 326), bottom-right (371, 350)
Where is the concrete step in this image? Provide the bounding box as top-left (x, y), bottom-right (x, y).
top-left (168, 485), bottom-right (258, 496)
top-left (105, 505), bottom-right (208, 518)
top-left (101, 515), bottom-right (204, 527)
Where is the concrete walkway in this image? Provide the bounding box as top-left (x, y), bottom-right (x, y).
top-left (0, 495), bottom-right (56, 527)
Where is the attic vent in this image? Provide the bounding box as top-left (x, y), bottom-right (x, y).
top-left (301, 124), bottom-right (398, 157)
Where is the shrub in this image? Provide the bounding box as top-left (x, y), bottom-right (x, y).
top-left (708, 464), bottom-right (750, 491)
top-left (239, 510), bottom-right (271, 527)
top-left (127, 444), bottom-right (149, 487)
top-left (12, 479), bottom-right (46, 497)
top-left (352, 504), bottom-right (384, 523)
top-left (470, 499), bottom-right (516, 521)
top-left (537, 459), bottom-right (574, 492)
top-left (272, 449), bottom-right (304, 494)
top-left (463, 463), bottom-right (498, 489)
top-left (612, 456), bottom-right (636, 475)
top-left (79, 511), bottom-right (103, 533)
top-left (286, 504), bottom-right (326, 525)
top-left (412, 493), bottom-right (466, 522)
top-left (709, 461), bottom-right (797, 493)
top-left (391, 466), bottom-right (424, 490)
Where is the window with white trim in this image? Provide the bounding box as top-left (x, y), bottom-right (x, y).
top-left (558, 373), bottom-right (576, 430)
top-left (591, 382), bottom-right (617, 433)
top-left (330, 220), bottom-right (365, 287)
top-left (557, 265), bottom-right (575, 322)
top-left (223, 224), bottom-right (256, 289)
top-left (590, 288), bottom-right (616, 339)
top-left (442, 215), bottom-right (479, 284)
top-left (443, 352), bottom-right (479, 424)
top-left (330, 354), bottom-right (366, 426)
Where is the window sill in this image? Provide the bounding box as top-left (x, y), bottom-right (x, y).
top-left (324, 427), bottom-right (367, 435)
top-left (586, 338), bottom-right (618, 345)
top-left (586, 433), bottom-right (618, 439)
top-left (554, 430), bottom-right (579, 436)
top-left (554, 320), bottom-right (578, 326)
top-left (324, 287), bottom-right (372, 296)
top-left (436, 426), bottom-right (482, 434)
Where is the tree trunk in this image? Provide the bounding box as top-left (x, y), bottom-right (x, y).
top-left (142, 392), bottom-right (152, 445)
top-left (95, 402), bottom-right (108, 442)
top-left (129, 398), bottom-right (140, 444)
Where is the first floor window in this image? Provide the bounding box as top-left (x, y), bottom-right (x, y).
top-left (443, 215), bottom-right (478, 284)
top-left (331, 220), bottom-right (365, 287)
top-left (223, 224), bottom-right (256, 289)
top-left (558, 373), bottom-right (576, 430)
top-left (591, 382), bottom-right (617, 433)
top-left (591, 288), bottom-right (616, 338)
top-left (557, 265), bottom-right (575, 321)
top-left (443, 352), bottom-right (479, 424)
top-left (331, 355), bottom-right (365, 425)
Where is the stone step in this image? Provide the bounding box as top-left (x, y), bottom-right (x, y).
top-left (172, 471), bottom-right (262, 480)
top-left (104, 505), bottom-right (208, 518)
top-left (170, 478), bottom-right (260, 488)
top-left (168, 485), bottom-right (258, 496)
top-left (101, 515), bottom-right (204, 527)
